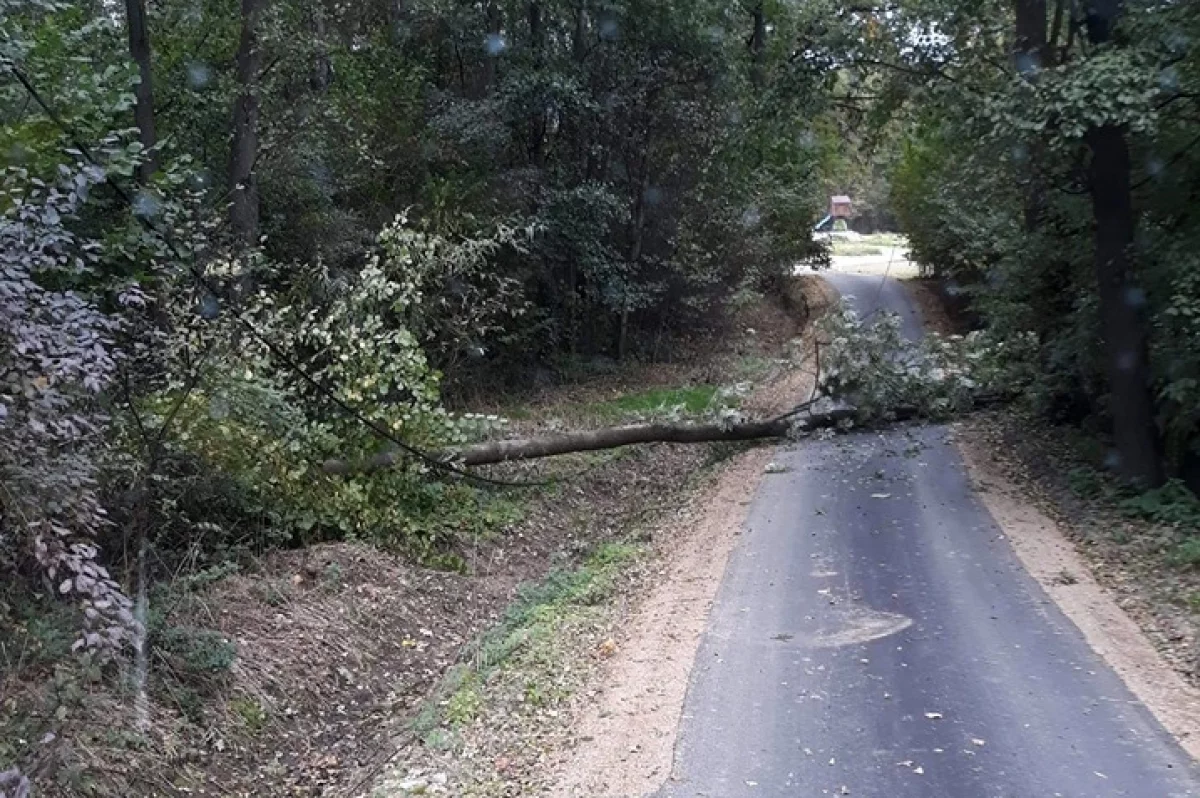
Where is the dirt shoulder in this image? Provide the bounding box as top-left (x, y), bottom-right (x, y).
top-left (545, 447), bottom-right (771, 798)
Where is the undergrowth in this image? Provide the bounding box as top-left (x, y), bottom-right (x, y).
top-left (1067, 466), bottom-right (1200, 566)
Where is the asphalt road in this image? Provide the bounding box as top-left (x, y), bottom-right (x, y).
top-left (656, 272), bottom-right (1200, 797)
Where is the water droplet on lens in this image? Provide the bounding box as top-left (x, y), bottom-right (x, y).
top-left (132, 191), bottom-right (162, 218)
top-left (199, 293), bottom-right (220, 320)
top-left (599, 14), bottom-right (619, 40)
top-left (1124, 286), bottom-right (1146, 308)
top-left (208, 395), bottom-right (230, 420)
top-left (485, 33), bottom-right (506, 55)
top-left (187, 62), bottom-right (212, 89)
top-left (189, 170), bottom-right (212, 191)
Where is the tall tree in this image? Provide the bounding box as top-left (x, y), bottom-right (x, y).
top-left (1013, 0), bottom-right (1047, 230)
top-left (1083, 0), bottom-right (1163, 485)
top-left (750, 2), bottom-right (766, 88)
top-left (528, 0), bottom-right (545, 168)
top-left (229, 0), bottom-right (265, 245)
top-left (124, 0), bottom-right (158, 183)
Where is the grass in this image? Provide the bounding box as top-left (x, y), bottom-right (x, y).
top-left (589, 384), bottom-right (732, 420)
top-left (828, 232), bottom-right (908, 257)
top-left (411, 539), bottom-right (645, 745)
top-left (830, 242), bottom-right (884, 256)
top-left (859, 232), bottom-right (908, 246)
top-left (477, 383), bottom-right (740, 429)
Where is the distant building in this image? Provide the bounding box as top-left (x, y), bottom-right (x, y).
top-left (830, 195), bottom-right (853, 219)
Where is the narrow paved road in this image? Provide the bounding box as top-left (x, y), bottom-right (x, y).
top-left (657, 272), bottom-right (1200, 797)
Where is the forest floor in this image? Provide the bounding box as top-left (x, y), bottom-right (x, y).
top-left (1, 277), bottom-right (832, 798)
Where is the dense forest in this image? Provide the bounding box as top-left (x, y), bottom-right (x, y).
top-left (2, 0), bottom-right (836, 645)
top-left (3, 0), bottom-right (1200, 792)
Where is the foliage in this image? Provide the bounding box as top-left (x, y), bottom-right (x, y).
top-left (870, 0), bottom-right (1200, 485)
top-left (0, 159), bottom-right (139, 654)
top-left (1118, 480), bottom-right (1200, 531)
top-left (818, 301), bottom-right (1035, 421)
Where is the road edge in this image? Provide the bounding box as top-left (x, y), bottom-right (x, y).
top-left (544, 279), bottom-right (833, 797)
top-left (546, 446), bottom-right (774, 797)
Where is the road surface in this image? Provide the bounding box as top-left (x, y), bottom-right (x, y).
top-left (656, 271), bottom-right (1200, 797)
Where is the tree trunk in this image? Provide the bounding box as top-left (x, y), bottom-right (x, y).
top-left (323, 406), bottom-right (890, 474)
top-left (1080, 0), bottom-right (1163, 486)
top-left (619, 156), bottom-right (651, 360)
top-left (387, 0), bottom-right (407, 44)
top-left (321, 394), bottom-right (1011, 475)
top-left (1085, 123), bottom-right (1163, 486)
top-left (1014, 0), bottom-right (1048, 231)
top-left (750, 2), bottom-right (766, 88)
top-left (483, 1), bottom-right (502, 95)
top-left (1048, 0), bottom-right (1066, 61)
top-left (229, 0), bottom-right (264, 247)
top-left (124, 0), bottom-right (158, 183)
top-left (573, 1), bottom-right (588, 62)
top-left (311, 7), bottom-right (333, 93)
top-left (528, 1), bottom-right (545, 168)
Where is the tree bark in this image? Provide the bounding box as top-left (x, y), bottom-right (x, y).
top-left (1086, 123), bottom-right (1163, 486)
top-left (387, 0), bottom-right (407, 44)
top-left (124, 0), bottom-right (158, 183)
top-left (750, 2), bottom-right (766, 88)
top-left (311, 7), bottom-right (333, 93)
top-left (573, 1), bottom-right (588, 62)
top-left (323, 406), bottom-right (908, 474)
top-left (321, 394), bottom-right (1012, 475)
top-left (482, 1), bottom-right (502, 95)
top-left (229, 0), bottom-right (265, 247)
top-left (1081, 0), bottom-right (1163, 486)
top-left (619, 155), bottom-right (651, 360)
top-left (1014, 0), bottom-right (1048, 231)
top-left (528, 1), bottom-right (546, 168)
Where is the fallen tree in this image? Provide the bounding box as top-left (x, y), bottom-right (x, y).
top-left (322, 301), bottom-right (1023, 477)
top-left (321, 403), bottom-right (925, 475)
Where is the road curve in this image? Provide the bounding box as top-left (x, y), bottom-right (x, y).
top-left (655, 272), bottom-right (1200, 797)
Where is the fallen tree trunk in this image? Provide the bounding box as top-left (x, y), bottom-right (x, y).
top-left (322, 404), bottom-right (926, 475)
